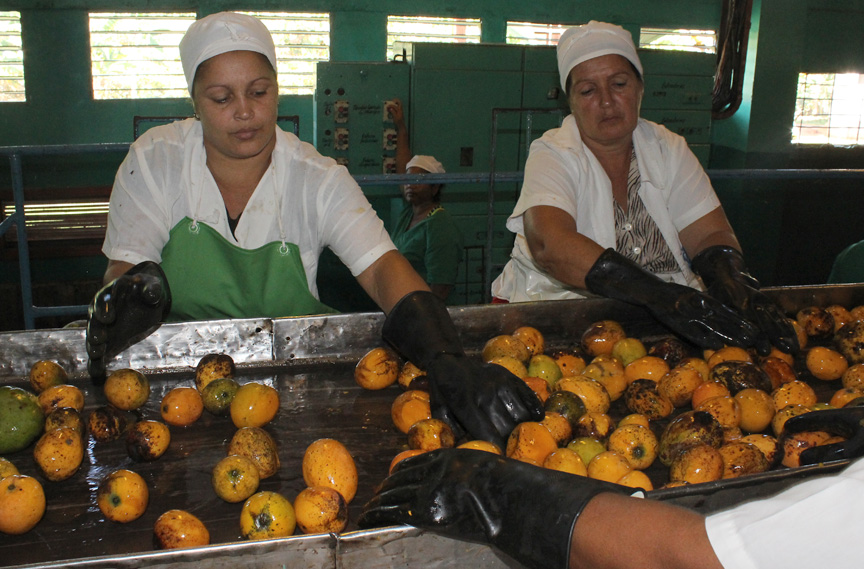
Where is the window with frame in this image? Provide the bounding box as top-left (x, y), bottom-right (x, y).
top-left (639, 27), bottom-right (716, 54)
top-left (505, 21), bottom-right (574, 46)
top-left (240, 12), bottom-right (329, 95)
top-left (793, 72), bottom-right (864, 145)
top-left (89, 12), bottom-right (196, 99)
top-left (89, 12), bottom-right (330, 100)
top-left (387, 15), bottom-right (481, 61)
top-left (0, 11), bottom-right (25, 102)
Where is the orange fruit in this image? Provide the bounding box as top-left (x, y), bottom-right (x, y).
top-left (658, 367), bottom-right (704, 407)
top-left (457, 440), bottom-right (503, 454)
top-left (781, 430), bottom-right (832, 468)
top-left (302, 438), bottom-right (358, 503)
top-left (154, 509), bottom-right (210, 549)
top-left (522, 376), bottom-right (550, 403)
top-left (842, 363), bottom-right (864, 390)
top-left (0, 458), bottom-right (19, 479)
top-left (695, 396), bottom-right (741, 429)
top-left (676, 357), bottom-right (711, 382)
top-left (826, 305), bottom-right (853, 332)
top-left (37, 384), bottom-right (84, 414)
top-left (97, 469), bottom-right (149, 523)
top-left (734, 388), bottom-right (775, 433)
top-left (33, 426), bottom-right (83, 482)
top-left (790, 318), bottom-right (808, 349)
top-left (805, 346), bottom-right (848, 381)
top-left (160, 387), bottom-right (204, 427)
top-left (44, 407), bottom-right (85, 436)
top-left (610, 337), bottom-right (648, 367)
top-left (573, 411), bottom-right (614, 440)
top-left (586, 450), bottom-right (631, 483)
top-left (553, 352), bottom-right (587, 376)
top-left (211, 455), bottom-right (260, 503)
top-left (554, 377), bottom-right (611, 414)
top-left (391, 390), bottom-right (432, 434)
top-left (617, 470), bottom-right (654, 491)
top-left (624, 356), bottom-right (669, 384)
top-left (771, 404), bottom-right (811, 436)
top-left (488, 356), bottom-right (528, 378)
top-left (0, 475), bottom-right (45, 534)
top-left (830, 387), bottom-right (864, 408)
top-left (28, 361), bottom-right (68, 394)
top-left (194, 353), bottom-right (236, 393)
top-left (607, 424), bottom-right (658, 470)
top-left (581, 320), bottom-right (627, 358)
top-left (228, 427), bottom-right (280, 479)
top-left (772, 380), bottom-right (817, 410)
top-left (126, 419), bottom-right (171, 462)
top-left (669, 444), bottom-right (723, 484)
top-left (407, 418), bottom-right (456, 452)
top-left (354, 347), bottom-right (400, 390)
top-left (512, 326), bottom-right (545, 357)
top-left (241, 491), bottom-right (296, 540)
top-left (541, 411), bottom-right (573, 446)
top-left (104, 368), bottom-right (150, 411)
top-left (230, 382), bottom-right (280, 428)
top-left (397, 361), bottom-right (426, 390)
top-left (617, 413), bottom-right (651, 429)
top-left (482, 335), bottom-right (530, 363)
top-left (389, 449), bottom-right (427, 474)
top-left (760, 356), bottom-right (797, 389)
top-left (543, 448), bottom-right (587, 476)
top-left (707, 346), bottom-right (752, 368)
top-left (719, 442), bottom-right (770, 478)
top-left (506, 421), bottom-right (558, 465)
top-left (294, 486), bottom-right (348, 535)
top-left (690, 381), bottom-right (731, 409)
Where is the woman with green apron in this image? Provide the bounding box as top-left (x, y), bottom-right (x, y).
top-left (84, 12), bottom-right (542, 451)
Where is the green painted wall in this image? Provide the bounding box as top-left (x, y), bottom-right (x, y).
top-left (3, 0), bottom-right (864, 328)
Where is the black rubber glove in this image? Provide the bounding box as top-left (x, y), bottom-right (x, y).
top-left (691, 245), bottom-right (798, 355)
top-left (585, 248), bottom-right (760, 351)
top-left (359, 448), bottom-right (633, 569)
top-left (382, 291), bottom-right (543, 449)
top-left (86, 261), bottom-right (171, 382)
top-left (781, 406), bottom-right (864, 465)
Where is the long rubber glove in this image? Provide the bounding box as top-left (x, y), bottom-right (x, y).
top-left (86, 261), bottom-right (171, 382)
top-left (691, 245), bottom-right (799, 355)
top-left (359, 448), bottom-right (633, 569)
top-left (585, 248), bottom-right (760, 351)
top-left (781, 406), bottom-right (864, 465)
top-left (382, 291), bottom-right (543, 450)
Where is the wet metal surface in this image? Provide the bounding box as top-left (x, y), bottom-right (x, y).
top-left (1, 286), bottom-right (863, 568)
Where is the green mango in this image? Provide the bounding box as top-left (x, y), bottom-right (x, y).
top-left (0, 385), bottom-right (45, 454)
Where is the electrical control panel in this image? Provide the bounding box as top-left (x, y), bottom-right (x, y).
top-left (314, 62), bottom-right (410, 175)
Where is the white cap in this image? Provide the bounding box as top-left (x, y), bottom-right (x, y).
top-left (556, 21), bottom-right (643, 91)
top-left (179, 12), bottom-right (278, 95)
top-left (406, 155), bottom-right (445, 174)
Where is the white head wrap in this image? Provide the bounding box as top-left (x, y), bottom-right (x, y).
top-left (556, 21), bottom-right (643, 92)
top-left (406, 155), bottom-right (445, 174)
top-left (179, 12), bottom-right (278, 94)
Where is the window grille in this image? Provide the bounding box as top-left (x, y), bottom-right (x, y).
top-left (505, 21), bottom-right (574, 46)
top-left (0, 11), bottom-right (24, 102)
top-left (793, 72), bottom-right (864, 145)
top-left (387, 15), bottom-right (481, 61)
top-left (639, 27), bottom-right (717, 54)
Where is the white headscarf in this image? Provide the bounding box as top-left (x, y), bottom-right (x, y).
top-left (179, 12), bottom-right (277, 95)
top-left (406, 155), bottom-right (445, 174)
top-left (556, 21), bottom-right (643, 92)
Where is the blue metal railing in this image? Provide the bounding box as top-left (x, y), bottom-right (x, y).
top-left (4, 141), bottom-right (864, 329)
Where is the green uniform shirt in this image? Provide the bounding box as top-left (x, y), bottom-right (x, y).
top-left (828, 240), bottom-right (864, 284)
top-left (391, 206), bottom-right (464, 286)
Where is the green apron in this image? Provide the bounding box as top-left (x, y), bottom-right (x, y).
top-left (160, 217), bottom-right (336, 322)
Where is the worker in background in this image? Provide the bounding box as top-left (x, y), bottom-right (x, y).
top-left (828, 239), bottom-right (864, 283)
top-left (360, 405), bottom-right (864, 569)
top-left (491, 21), bottom-right (797, 356)
top-left (386, 99), bottom-right (463, 301)
top-left (85, 12), bottom-right (542, 450)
